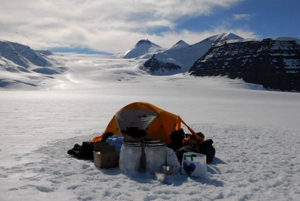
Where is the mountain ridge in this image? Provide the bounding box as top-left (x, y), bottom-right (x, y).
top-left (189, 38), bottom-right (300, 91)
top-left (1, 34), bottom-right (300, 91)
top-left (142, 33), bottom-right (244, 75)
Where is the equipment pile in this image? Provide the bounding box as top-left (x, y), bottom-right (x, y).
top-left (68, 102), bottom-right (216, 178)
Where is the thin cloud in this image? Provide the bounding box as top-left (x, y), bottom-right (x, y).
top-left (0, 0), bottom-right (246, 53)
top-left (233, 14), bottom-right (255, 20)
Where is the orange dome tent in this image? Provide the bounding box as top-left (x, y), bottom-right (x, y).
top-left (92, 102), bottom-right (203, 144)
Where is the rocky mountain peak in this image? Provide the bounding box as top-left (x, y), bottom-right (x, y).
top-left (136, 39), bottom-right (152, 46)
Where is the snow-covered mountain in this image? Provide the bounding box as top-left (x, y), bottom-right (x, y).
top-left (0, 55), bottom-right (30, 73)
top-left (189, 37), bottom-right (300, 91)
top-left (171, 40), bottom-right (189, 49)
top-left (122, 39), bottom-right (165, 59)
top-left (0, 40), bottom-right (66, 89)
top-left (142, 33), bottom-right (244, 75)
top-left (0, 40), bottom-right (53, 68)
top-left (1, 34), bottom-right (300, 91)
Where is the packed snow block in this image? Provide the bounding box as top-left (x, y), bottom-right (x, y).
top-left (93, 147), bottom-right (118, 168)
top-left (181, 152), bottom-right (207, 177)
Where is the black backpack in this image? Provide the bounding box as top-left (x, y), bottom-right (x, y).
top-left (196, 139), bottom-right (216, 163)
top-left (167, 129), bottom-right (185, 152)
top-left (67, 141), bottom-right (94, 160)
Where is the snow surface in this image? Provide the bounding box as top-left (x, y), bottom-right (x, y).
top-left (1, 53), bottom-right (300, 201)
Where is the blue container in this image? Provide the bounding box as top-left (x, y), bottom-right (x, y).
top-left (106, 135), bottom-right (124, 157)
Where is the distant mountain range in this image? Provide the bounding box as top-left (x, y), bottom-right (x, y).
top-left (143, 33), bottom-right (244, 75)
top-left (122, 33), bottom-right (300, 91)
top-left (1, 34), bottom-right (299, 91)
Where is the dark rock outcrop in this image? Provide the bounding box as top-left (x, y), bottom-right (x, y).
top-left (189, 39), bottom-right (300, 91)
top-left (143, 55), bottom-right (181, 73)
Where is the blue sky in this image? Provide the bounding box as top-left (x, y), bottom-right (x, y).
top-left (0, 0), bottom-right (299, 54)
top-left (174, 0), bottom-right (300, 39)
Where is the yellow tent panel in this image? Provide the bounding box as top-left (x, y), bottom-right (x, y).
top-left (92, 102), bottom-right (203, 144)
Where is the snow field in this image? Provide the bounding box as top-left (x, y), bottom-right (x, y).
top-left (1, 124), bottom-right (299, 201)
top-left (1, 54), bottom-right (300, 200)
